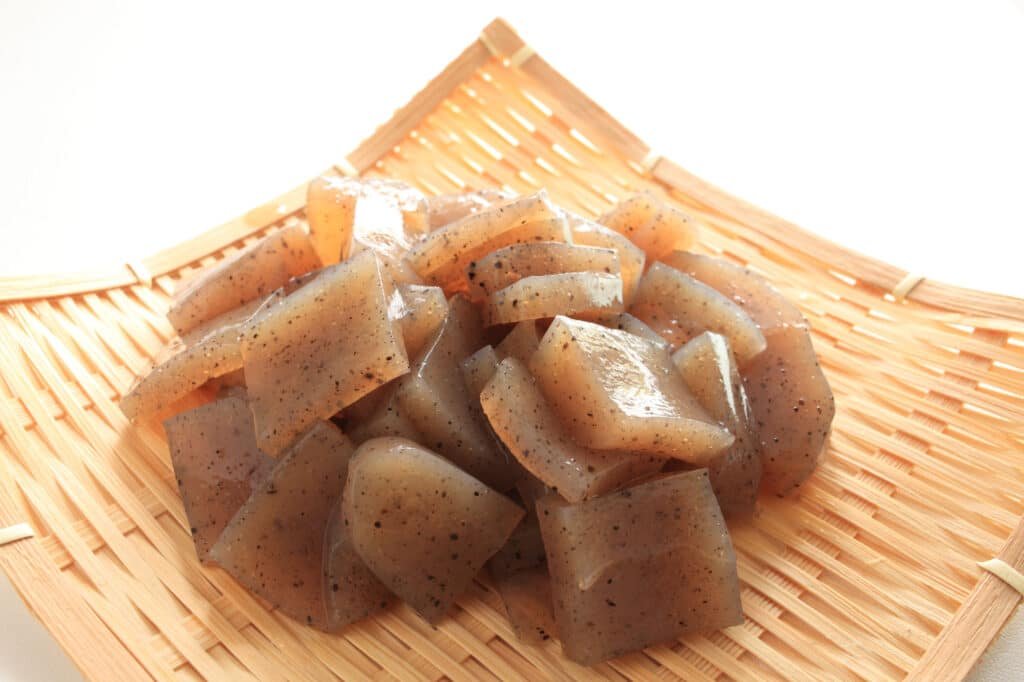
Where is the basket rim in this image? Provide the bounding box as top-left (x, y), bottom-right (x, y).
top-left (0, 19), bottom-right (1021, 323)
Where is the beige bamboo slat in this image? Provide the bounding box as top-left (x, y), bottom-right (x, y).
top-left (0, 16), bottom-right (1023, 681)
top-left (908, 519), bottom-right (1024, 681)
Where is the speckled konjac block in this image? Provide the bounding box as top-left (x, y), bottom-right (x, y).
top-left (395, 296), bottom-right (517, 490)
top-left (164, 394), bottom-right (275, 561)
top-left (742, 326), bottom-right (834, 495)
top-left (568, 214), bottom-right (646, 305)
top-left (168, 224), bottom-right (321, 335)
top-left (209, 421), bottom-right (354, 630)
top-left (306, 176), bottom-right (355, 266)
top-left (630, 262), bottom-right (767, 364)
top-left (406, 191), bottom-right (566, 292)
top-left (396, 284), bottom-right (448, 361)
top-left (460, 345), bottom-right (501, 398)
top-left (241, 251), bottom-right (410, 455)
top-left (592, 312), bottom-right (668, 349)
top-left (322, 502), bottom-right (394, 631)
top-left (673, 332), bottom-right (762, 517)
top-left (495, 320), bottom-right (541, 365)
top-left (484, 272), bottom-right (624, 327)
top-left (341, 283), bottom-right (448, 426)
top-left (306, 175), bottom-right (428, 266)
top-left (661, 251), bottom-right (807, 333)
top-left (343, 438), bottom-right (524, 623)
top-left (121, 290), bottom-right (284, 421)
top-left (530, 316), bottom-right (733, 463)
top-left (537, 470), bottom-right (744, 665)
top-left (481, 358), bottom-right (665, 503)
top-left (466, 241), bottom-right (620, 301)
top-left (345, 387), bottom-right (424, 446)
top-left (426, 189), bottom-right (510, 229)
top-left (487, 514), bottom-right (557, 644)
top-left (598, 192), bottom-right (698, 262)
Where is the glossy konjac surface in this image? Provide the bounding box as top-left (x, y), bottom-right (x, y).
top-left (342, 438), bottom-right (524, 622)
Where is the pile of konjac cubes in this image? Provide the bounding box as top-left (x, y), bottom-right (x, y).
top-left (121, 176), bottom-right (834, 665)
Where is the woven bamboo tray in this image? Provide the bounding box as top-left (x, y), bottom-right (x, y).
top-left (1, 18), bottom-right (1022, 681)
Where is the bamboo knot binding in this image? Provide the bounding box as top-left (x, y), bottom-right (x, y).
top-left (478, 32), bottom-right (535, 67)
top-left (892, 272), bottom-right (925, 302)
top-left (0, 523), bottom-right (35, 547)
top-left (641, 150), bottom-right (663, 174)
top-left (478, 31), bottom-right (501, 58)
top-left (978, 558), bottom-right (1024, 596)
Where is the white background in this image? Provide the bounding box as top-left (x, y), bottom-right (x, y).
top-left (1, 1), bottom-right (1022, 680)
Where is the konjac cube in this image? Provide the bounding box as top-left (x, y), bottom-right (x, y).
top-left (537, 470), bottom-right (743, 664)
top-left (343, 437), bottom-right (524, 623)
top-left (599, 192), bottom-right (698, 262)
top-left (630, 262), bottom-right (766, 364)
top-left (168, 224), bottom-right (320, 335)
top-left (530, 316), bottom-right (733, 463)
top-left (742, 326), bottom-right (834, 495)
top-left (394, 296), bottom-right (517, 490)
top-left (484, 272), bottom-right (624, 327)
top-left (163, 394), bottom-right (274, 560)
top-left (466, 241), bottom-right (620, 301)
top-left (241, 251), bottom-right (409, 455)
top-left (406, 191), bottom-right (566, 292)
top-left (673, 332), bottom-right (762, 517)
top-left (482, 358), bottom-right (665, 503)
top-left (209, 421), bottom-right (354, 630)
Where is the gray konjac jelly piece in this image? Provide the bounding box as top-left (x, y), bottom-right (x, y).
top-left (397, 284), bottom-right (449, 361)
top-left (484, 272), bottom-right (625, 327)
top-left (241, 250), bottom-right (410, 455)
top-left (461, 345), bottom-right (501, 398)
top-left (466, 241), bottom-right (620, 301)
top-left (481, 358), bottom-right (665, 503)
top-left (515, 472), bottom-right (553, 511)
top-left (343, 437), bottom-right (524, 623)
top-left (592, 312), bottom-right (669, 350)
top-left (660, 251), bottom-right (807, 333)
top-left (323, 501), bottom-right (394, 630)
top-left (168, 224), bottom-right (321, 335)
top-left (406, 191), bottom-right (566, 292)
top-left (568, 214), bottom-right (646, 306)
top-left (598, 192), bottom-right (699, 262)
top-left (495, 320), bottom-right (541, 365)
top-left (426, 189), bottom-right (511, 229)
top-left (741, 326), bottom-right (835, 495)
top-left (209, 421), bottom-right (354, 630)
top-left (347, 180), bottom-right (430, 286)
top-left (345, 388), bottom-right (424, 446)
top-left (673, 332), bottom-right (762, 517)
top-left (537, 470), bottom-right (744, 665)
top-left (487, 514), bottom-right (557, 644)
top-left (530, 316), bottom-right (733, 463)
top-left (395, 296), bottom-right (518, 490)
top-left (163, 394), bottom-right (274, 561)
top-left (630, 262), bottom-right (766, 364)
top-left (494, 568), bottom-right (557, 645)
top-left (306, 175), bottom-right (428, 266)
top-left (121, 290), bottom-right (285, 421)
top-left (340, 284), bottom-right (448, 426)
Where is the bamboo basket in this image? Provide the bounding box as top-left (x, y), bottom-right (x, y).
top-left (1, 18), bottom-right (1022, 681)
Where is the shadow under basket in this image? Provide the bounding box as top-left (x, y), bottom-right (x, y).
top-left (1, 18), bottom-right (1023, 682)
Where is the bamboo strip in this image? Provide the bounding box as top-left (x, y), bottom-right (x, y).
top-left (908, 518), bottom-right (1024, 681)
